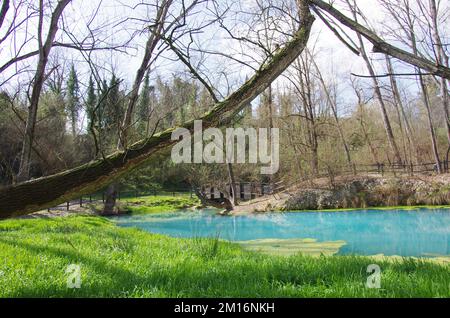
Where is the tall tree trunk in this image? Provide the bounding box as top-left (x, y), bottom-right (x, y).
top-left (102, 183), bottom-right (118, 215)
top-left (227, 162), bottom-right (237, 206)
top-left (296, 57), bottom-right (319, 176)
top-left (118, 0), bottom-right (171, 149)
top-left (429, 0), bottom-right (450, 168)
top-left (418, 71), bottom-right (441, 173)
top-left (309, 52), bottom-right (353, 170)
top-left (17, 0), bottom-right (71, 182)
top-left (385, 56), bottom-right (418, 164)
top-left (102, 0), bottom-right (173, 215)
top-left (407, 24), bottom-right (442, 173)
top-left (354, 86), bottom-right (379, 164)
top-left (349, 6), bottom-right (402, 164)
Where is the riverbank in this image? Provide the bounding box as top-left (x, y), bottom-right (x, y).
top-left (0, 215), bottom-right (448, 297)
top-left (24, 194), bottom-right (200, 218)
top-left (233, 174), bottom-right (450, 213)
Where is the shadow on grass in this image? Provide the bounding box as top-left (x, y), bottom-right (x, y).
top-left (0, 229), bottom-right (448, 297)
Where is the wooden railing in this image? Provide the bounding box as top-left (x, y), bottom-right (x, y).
top-left (45, 160), bottom-right (449, 211)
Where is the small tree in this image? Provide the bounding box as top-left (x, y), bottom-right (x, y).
top-left (66, 64), bottom-right (80, 138)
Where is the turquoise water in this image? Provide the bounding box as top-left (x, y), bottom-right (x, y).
top-left (112, 208), bottom-right (450, 257)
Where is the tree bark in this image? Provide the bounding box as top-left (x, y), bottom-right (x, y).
top-left (118, 0), bottom-right (172, 149)
top-left (227, 162), bottom-right (237, 206)
top-left (0, 0), bottom-right (9, 29)
top-left (0, 3), bottom-right (315, 218)
top-left (429, 0), bottom-right (450, 146)
top-left (309, 51), bottom-right (353, 170)
top-left (17, 0), bottom-right (71, 182)
top-left (385, 56), bottom-right (417, 163)
top-left (102, 183), bottom-right (118, 215)
top-left (346, 1), bottom-right (402, 164)
top-left (406, 21), bottom-right (442, 173)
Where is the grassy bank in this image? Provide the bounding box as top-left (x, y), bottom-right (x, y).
top-left (0, 216), bottom-right (448, 297)
top-left (122, 194), bottom-right (200, 214)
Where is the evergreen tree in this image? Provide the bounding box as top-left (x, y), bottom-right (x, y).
top-left (138, 71), bottom-right (151, 122)
top-left (97, 78), bottom-right (109, 130)
top-left (86, 75), bottom-right (97, 130)
top-left (104, 73), bottom-right (122, 130)
top-left (66, 64), bottom-right (80, 137)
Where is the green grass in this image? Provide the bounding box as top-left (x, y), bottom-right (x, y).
top-left (121, 194), bottom-right (200, 214)
top-left (0, 216), bottom-right (448, 297)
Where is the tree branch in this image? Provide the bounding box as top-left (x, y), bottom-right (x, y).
top-left (310, 0), bottom-right (450, 80)
top-left (0, 1), bottom-right (315, 218)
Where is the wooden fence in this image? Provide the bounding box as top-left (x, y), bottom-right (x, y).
top-left (47, 189), bottom-right (192, 212)
top-left (317, 161), bottom-right (449, 178)
top-left (46, 160), bottom-right (449, 211)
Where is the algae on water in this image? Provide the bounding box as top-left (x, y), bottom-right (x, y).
top-left (237, 238), bottom-right (346, 256)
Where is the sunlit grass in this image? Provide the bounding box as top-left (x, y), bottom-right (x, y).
top-left (122, 194), bottom-right (200, 214)
top-left (0, 216), bottom-right (448, 297)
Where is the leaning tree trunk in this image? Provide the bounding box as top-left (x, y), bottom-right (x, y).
top-left (0, 4), bottom-right (315, 218)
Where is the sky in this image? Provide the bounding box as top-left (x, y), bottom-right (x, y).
top-left (0, 0), bottom-right (448, 117)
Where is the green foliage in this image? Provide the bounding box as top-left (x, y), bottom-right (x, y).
top-left (86, 75), bottom-right (97, 130)
top-left (138, 71), bottom-right (152, 122)
top-left (0, 216), bottom-right (448, 297)
top-left (66, 64), bottom-right (80, 136)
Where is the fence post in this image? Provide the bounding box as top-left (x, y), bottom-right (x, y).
top-left (89, 195), bottom-right (92, 202)
top-left (102, 193), bottom-right (105, 203)
top-left (66, 201), bottom-right (70, 211)
top-left (80, 197), bottom-right (82, 207)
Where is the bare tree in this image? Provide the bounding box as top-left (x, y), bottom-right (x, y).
top-left (0, 0), bottom-right (316, 218)
top-left (16, 0), bottom-right (72, 182)
top-left (385, 56), bottom-right (418, 164)
top-left (310, 0), bottom-right (450, 80)
top-left (379, 0), bottom-right (442, 171)
top-left (345, 0), bottom-right (402, 164)
top-left (308, 49), bottom-right (353, 171)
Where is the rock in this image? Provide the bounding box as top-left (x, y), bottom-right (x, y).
top-left (283, 175), bottom-right (450, 210)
